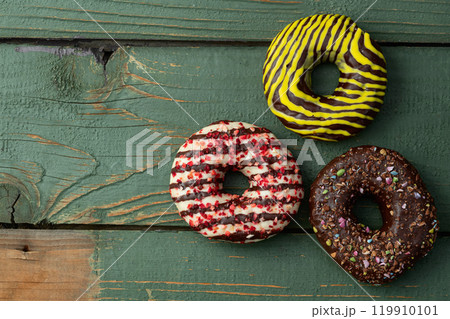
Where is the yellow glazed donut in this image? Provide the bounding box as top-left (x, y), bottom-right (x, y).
top-left (263, 14), bottom-right (387, 141)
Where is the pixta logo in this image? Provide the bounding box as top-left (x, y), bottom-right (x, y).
top-left (183, 136), bottom-right (325, 167)
top-left (280, 139), bottom-right (325, 166)
top-left (126, 129), bottom-right (172, 175)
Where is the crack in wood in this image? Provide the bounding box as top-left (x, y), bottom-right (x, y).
top-left (9, 193), bottom-right (20, 229)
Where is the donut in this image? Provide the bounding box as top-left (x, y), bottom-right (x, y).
top-left (170, 120), bottom-right (304, 243)
top-left (263, 14), bottom-right (387, 141)
top-left (309, 145), bottom-right (438, 284)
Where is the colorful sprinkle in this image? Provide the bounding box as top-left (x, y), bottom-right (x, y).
top-left (429, 228), bottom-right (434, 234)
top-left (313, 226), bottom-right (318, 233)
top-left (376, 257), bottom-right (381, 263)
top-left (322, 189), bottom-right (329, 194)
top-left (386, 177), bottom-right (392, 185)
top-left (353, 251), bottom-right (358, 256)
top-left (339, 220), bottom-right (346, 228)
top-left (402, 203), bottom-right (406, 209)
top-left (376, 176), bottom-right (382, 182)
top-left (387, 166), bottom-right (394, 172)
top-left (336, 169), bottom-right (345, 177)
top-left (414, 192), bottom-right (421, 199)
top-left (391, 171), bottom-right (398, 176)
top-left (363, 260), bottom-right (370, 268)
top-left (350, 257), bottom-right (356, 262)
top-left (367, 239), bottom-right (373, 243)
top-left (393, 177), bottom-right (398, 183)
top-left (326, 239), bottom-right (332, 246)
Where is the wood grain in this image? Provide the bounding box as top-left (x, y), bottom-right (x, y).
top-left (92, 231), bottom-right (449, 300)
top-left (0, 229), bottom-right (97, 300)
top-left (0, 229), bottom-right (447, 301)
top-left (0, 0), bottom-right (449, 43)
top-left (0, 0), bottom-right (448, 303)
top-left (0, 44), bottom-right (448, 231)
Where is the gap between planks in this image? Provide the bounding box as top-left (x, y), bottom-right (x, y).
top-left (1, 223), bottom-right (450, 237)
top-left (1, 38), bottom-right (450, 48)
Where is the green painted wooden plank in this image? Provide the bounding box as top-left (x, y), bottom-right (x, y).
top-left (94, 230), bottom-right (449, 300)
top-left (0, 44), bottom-right (448, 230)
top-left (1, 0), bottom-right (449, 42)
top-left (1, 229), bottom-right (447, 300)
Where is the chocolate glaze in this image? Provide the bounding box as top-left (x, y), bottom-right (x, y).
top-left (309, 145), bottom-right (438, 284)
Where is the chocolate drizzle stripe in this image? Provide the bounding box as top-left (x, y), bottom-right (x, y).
top-left (169, 177), bottom-right (223, 190)
top-left (274, 88), bottom-right (380, 116)
top-left (265, 15), bottom-right (321, 92)
top-left (171, 163), bottom-right (228, 174)
top-left (174, 143), bottom-right (283, 159)
top-left (192, 212), bottom-right (293, 231)
top-left (264, 16), bottom-right (317, 89)
top-left (263, 19), bottom-right (303, 80)
top-left (174, 191), bottom-right (213, 202)
top-left (189, 126), bottom-right (271, 141)
top-left (170, 169), bottom-right (300, 191)
top-left (177, 196), bottom-right (302, 214)
top-left (172, 157), bottom-right (290, 175)
top-left (207, 228), bottom-right (284, 242)
top-left (247, 183), bottom-right (302, 192)
top-left (263, 14), bottom-right (387, 141)
top-left (276, 115), bottom-right (365, 137)
top-left (179, 201), bottom-right (234, 217)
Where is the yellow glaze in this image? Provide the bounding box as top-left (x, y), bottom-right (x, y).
top-left (263, 14), bottom-right (387, 141)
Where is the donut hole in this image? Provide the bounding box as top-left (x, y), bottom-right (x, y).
top-left (222, 170), bottom-right (249, 196)
top-left (310, 62), bottom-right (340, 96)
top-left (352, 196), bottom-right (384, 230)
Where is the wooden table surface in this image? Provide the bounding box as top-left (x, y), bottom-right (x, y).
top-left (0, 0), bottom-right (449, 300)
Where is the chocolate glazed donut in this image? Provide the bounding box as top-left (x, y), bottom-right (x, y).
top-left (309, 146), bottom-right (438, 284)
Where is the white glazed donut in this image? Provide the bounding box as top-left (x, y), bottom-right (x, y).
top-left (169, 120), bottom-right (304, 243)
